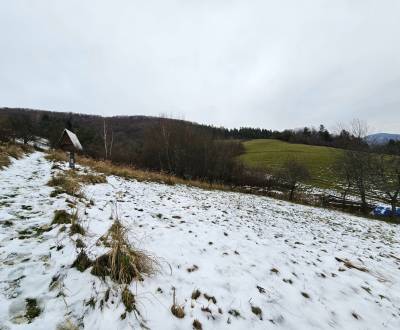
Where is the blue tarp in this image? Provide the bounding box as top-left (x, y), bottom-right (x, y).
top-left (373, 206), bottom-right (400, 217)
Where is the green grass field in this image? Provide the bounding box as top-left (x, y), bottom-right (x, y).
top-left (239, 139), bottom-right (344, 188)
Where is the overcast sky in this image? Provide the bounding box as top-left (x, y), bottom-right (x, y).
top-left (1, 1), bottom-right (399, 133)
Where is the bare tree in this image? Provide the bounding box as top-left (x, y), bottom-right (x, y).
top-left (341, 150), bottom-right (372, 213)
top-left (333, 156), bottom-right (352, 209)
top-left (102, 119), bottom-right (114, 161)
top-left (103, 119), bottom-right (108, 160)
top-left (370, 155), bottom-right (400, 219)
top-left (108, 129), bottom-right (114, 159)
top-left (350, 118), bottom-right (369, 141)
top-left (336, 119), bottom-right (372, 214)
top-left (277, 158), bottom-right (311, 201)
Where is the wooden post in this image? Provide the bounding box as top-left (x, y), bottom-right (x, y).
top-left (69, 151), bottom-right (75, 169)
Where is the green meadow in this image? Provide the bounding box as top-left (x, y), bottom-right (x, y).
top-left (239, 139), bottom-right (343, 188)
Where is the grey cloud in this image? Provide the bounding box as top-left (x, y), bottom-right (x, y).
top-left (1, 0), bottom-right (399, 133)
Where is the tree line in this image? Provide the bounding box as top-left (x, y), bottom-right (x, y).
top-left (0, 108), bottom-right (399, 217)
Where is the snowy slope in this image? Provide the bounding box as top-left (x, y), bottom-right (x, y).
top-left (0, 152), bottom-right (400, 330)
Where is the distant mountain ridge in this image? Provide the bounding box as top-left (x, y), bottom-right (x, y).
top-left (366, 133), bottom-right (400, 144)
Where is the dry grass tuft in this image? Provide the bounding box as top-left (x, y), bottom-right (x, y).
top-left (171, 304), bottom-right (185, 319)
top-left (204, 293), bottom-right (217, 304)
top-left (193, 319), bottom-right (203, 329)
top-left (45, 150), bottom-right (68, 163)
top-left (68, 208), bottom-right (85, 236)
top-left (52, 210), bottom-right (72, 225)
top-left (191, 289), bottom-right (201, 300)
top-left (48, 173), bottom-right (82, 198)
top-left (251, 305), bottom-right (263, 320)
top-left (70, 223), bottom-right (85, 236)
top-left (79, 173), bottom-right (107, 184)
top-left (0, 143), bottom-right (31, 169)
top-left (228, 309), bottom-right (241, 318)
top-left (171, 287), bottom-right (185, 319)
top-left (46, 151), bottom-right (107, 198)
top-left (71, 251), bottom-right (92, 272)
top-left (335, 257), bottom-right (368, 272)
top-left (92, 220), bottom-right (159, 284)
top-left (25, 298), bottom-right (41, 323)
top-left (121, 286), bottom-right (136, 313)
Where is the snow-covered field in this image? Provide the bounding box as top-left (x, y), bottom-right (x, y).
top-left (1, 152), bottom-right (399, 330)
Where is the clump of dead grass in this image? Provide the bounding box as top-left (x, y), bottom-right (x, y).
top-left (91, 220), bottom-right (159, 284)
top-left (0, 143), bottom-right (31, 169)
top-left (48, 169), bottom-right (106, 198)
top-left (251, 305), bottom-right (263, 320)
top-left (25, 298), bottom-right (41, 323)
top-left (191, 289), bottom-right (201, 300)
top-left (170, 288), bottom-right (185, 319)
top-left (70, 222), bottom-right (85, 236)
top-left (335, 257), bottom-right (368, 272)
top-left (52, 210), bottom-right (72, 225)
top-left (45, 150), bottom-right (68, 163)
top-left (121, 286), bottom-right (136, 313)
top-left (193, 319), bottom-right (203, 329)
top-left (71, 251), bottom-right (92, 272)
top-left (67, 207), bottom-right (85, 236)
top-left (48, 172), bottom-right (82, 197)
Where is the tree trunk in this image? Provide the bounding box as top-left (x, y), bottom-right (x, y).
top-left (103, 119), bottom-right (108, 160)
top-left (360, 193), bottom-right (367, 214)
top-left (108, 130), bottom-right (114, 160)
top-left (342, 181), bottom-right (350, 210)
top-left (289, 185), bottom-right (295, 201)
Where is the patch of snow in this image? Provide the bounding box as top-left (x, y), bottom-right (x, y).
top-left (0, 152), bottom-right (399, 329)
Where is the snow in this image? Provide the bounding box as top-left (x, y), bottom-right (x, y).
top-left (1, 152), bottom-right (400, 329)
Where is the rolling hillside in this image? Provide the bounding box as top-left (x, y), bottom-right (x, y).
top-left (240, 139), bottom-right (344, 188)
top-left (0, 151), bottom-right (399, 329)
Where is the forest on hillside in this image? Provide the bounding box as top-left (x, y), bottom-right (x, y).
top-left (1, 108), bottom-right (400, 217)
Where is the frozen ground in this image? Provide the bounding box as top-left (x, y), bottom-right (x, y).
top-left (0, 152), bottom-right (399, 329)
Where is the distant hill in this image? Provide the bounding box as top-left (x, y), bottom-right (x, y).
top-left (239, 139), bottom-right (343, 189)
top-left (366, 133), bottom-right (400, 145)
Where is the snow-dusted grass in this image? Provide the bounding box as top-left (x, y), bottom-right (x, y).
top-left (0, 152), bottom-right (399, 329)
top-left (0, 143), bottom-right (30, 169)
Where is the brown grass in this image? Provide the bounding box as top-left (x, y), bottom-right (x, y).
top-left (92, 220), bottom-right (159, 284)
top-left (121, 286), bottom-right (136, 313)
top-left (48, 172), bottom-right (82, 197)
top-left (193, 319), bottom-right (202, 329)
top-left (191, 289), bottom-right (201, 300)
top-left (171, 288), bottom-right (185, 319)
top-left (45, 150), bottom-right (67, 163)
top-left (69, 208), bottom-right (85, 236)
top-left (251, 305), bottom-right (263, 320)
top-left (45, 150), bottom-right (227, 192)
top-left (48, 167), bottom-right (106, 198)
top-left (71, 251), bottom-right (92, 272)
top-left (0, 143), bottom-right (31, 169)
top-left (335, 257), bottom-right (368, 272)
top-left (52, 210), bottom-right (72, 225)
